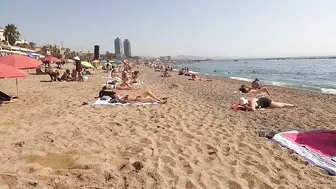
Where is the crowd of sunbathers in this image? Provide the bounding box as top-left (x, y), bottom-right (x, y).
top-left (96, 60), bottom-right (167, 104)
top-left (36, 56), bottom-right (92, 82)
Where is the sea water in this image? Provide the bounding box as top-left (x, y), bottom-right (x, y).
top-left (177, 59), bottom-right (336, 94)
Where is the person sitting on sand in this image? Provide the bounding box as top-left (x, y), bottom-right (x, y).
top-left (239, 85), bottom-right (271, 97)
top-left (111, 66), bottom-right (118, 78)
top-left (99, 87), bottom-right (167, 104)
top-left (238, 96), bottom-right (295, 111)
top-left (189, 74), bottom-right (212, 81)
top-left (82, 68), bottom-right (92, 75)
top-left (47, 66), bottom-right (60, 81)
top-left (252, 78), bottom-right (262, 89)
top-left (60, 69), bottom-right (73, 81)
top-left (178, 68), bottom-right (186, 75)
top-left (35, 67), bottom-right (45, 75)
top-left (162, 68), bottom-right (171, 77)
top-left (131, 71), bottom-right (140, 83)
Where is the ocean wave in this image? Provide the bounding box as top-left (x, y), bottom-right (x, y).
top-left (189, 71), bottom-right (198, 74)
top-left (229, 77), bottom-right (253, 82)
top-left (321, 88), bottom-right (336, 94)
top-left (267, 81), bottom-right (291, 86)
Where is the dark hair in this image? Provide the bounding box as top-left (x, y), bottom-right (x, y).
top-left (239, 85), bottom-right (249, 93)
top-left (254, 78), bottom-right (259, 81)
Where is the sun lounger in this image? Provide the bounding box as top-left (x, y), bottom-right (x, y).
top-left (92, 96), bottom-right (157, 106)
top-left (272, 130), bottom-right (336, 175)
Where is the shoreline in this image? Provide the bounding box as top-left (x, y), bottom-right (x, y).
top-left (0, 65), bottom-right (335, 188)
top-left (172, 66), bottom-right (336, 95)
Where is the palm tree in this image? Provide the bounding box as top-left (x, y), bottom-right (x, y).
top-left (29, 42), bottom-right (36, 49)
top-left (4, 24), bottom-right (20, 46)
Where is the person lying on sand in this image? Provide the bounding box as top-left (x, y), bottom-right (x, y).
top-left (239, 85), bottom-right (271, 97)
top-left (0, 91), bottom-right (17, 102)
top-left (238, 96), bottom-right (295, 111)
top-left (189, 74), bottom-right (212, 81)
top-left (99, 87), bottom-right (167, 104)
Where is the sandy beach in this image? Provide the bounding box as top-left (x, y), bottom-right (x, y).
top-left (0, 65), bottom-right (336, 189)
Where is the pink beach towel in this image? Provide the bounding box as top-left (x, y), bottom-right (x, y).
top-left (273, 130), bottom-right (336, 175)
top-left (283, 131), bottom-right (336, 157)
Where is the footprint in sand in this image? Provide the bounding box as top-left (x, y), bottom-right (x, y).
top-left (227, 180), bottom-right (243, 189)
top-left (185, 180), bottom-right (195, 189)
top-left (178, 160), bottom-right (194, 174)
top-left (160, 156), bottom-right (176, 166)
top-left (140, 138), bottom-right (152, 145)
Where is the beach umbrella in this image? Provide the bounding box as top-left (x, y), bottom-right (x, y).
top-left (42, 56), bottom-right (61, 63)
top-left (101, 60), bottom-right (108, 63)
top-left (0, 54), bottom-right (42, 69)
top-left (81, 61), bottom-right (94, 68)
top-left (0, 64), bottom-right (27, 96)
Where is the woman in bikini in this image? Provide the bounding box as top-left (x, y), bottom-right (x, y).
top-left (99, 87), bottom-right (167, 104)
top-left (239, 96), bottom-right (295, 111)
top-left (115, 91), bottom-right (167, 104)
top-left (239, 85), bottom-right (271, 97)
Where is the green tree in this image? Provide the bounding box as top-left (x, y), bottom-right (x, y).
top-left (29, 42), bottom-right (36, 49)
top-left (4, 24), bottom-right (21, 45)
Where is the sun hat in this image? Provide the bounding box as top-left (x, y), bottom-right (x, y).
top-left (73, 56), bottom-right (80, 60)
top-left (239, 97), bottom-right (248, 105)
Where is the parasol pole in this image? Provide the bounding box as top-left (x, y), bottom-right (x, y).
top-left (16, 78), bottom-right (19, 96)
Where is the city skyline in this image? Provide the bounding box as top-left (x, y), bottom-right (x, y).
top-left (2, 0), bottom-right (336, 58)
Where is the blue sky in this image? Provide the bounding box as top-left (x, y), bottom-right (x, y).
top-left (1, 0), bottom-right (336, 58)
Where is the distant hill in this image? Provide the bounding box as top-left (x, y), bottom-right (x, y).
top-left (172, 55), bottom-right (207, 60)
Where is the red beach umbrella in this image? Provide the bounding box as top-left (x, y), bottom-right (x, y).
top-left (0, 64), bottom-right (27, 78)
top-left (0, 64), bottom-right (27, 96)
top-left (42, 56), bottom-right (61, 63)
top-left (0, 54), bottom-right (42, 69)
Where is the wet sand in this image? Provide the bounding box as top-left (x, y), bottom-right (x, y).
top-left (0, 65), bottom-right (335, 188)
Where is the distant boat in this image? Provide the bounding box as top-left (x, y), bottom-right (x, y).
top-left (234, 60), bottom-right (238, 62)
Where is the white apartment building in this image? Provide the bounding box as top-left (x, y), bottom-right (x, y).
top-left (0, 27), bottom-right (5, 41)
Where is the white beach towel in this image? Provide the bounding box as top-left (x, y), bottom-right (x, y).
top-left (92, 98), bottom-right (157, 106)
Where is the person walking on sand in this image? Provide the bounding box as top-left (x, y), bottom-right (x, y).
top-left (74, 56), bottom-right (84, 82)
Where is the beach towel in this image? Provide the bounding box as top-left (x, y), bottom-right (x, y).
top-left (92, 97), bottom-right (157, 106)
top-left (272, 130), bottom-right (336, 175)
top-left (131, 81), bottom-right (144, 86)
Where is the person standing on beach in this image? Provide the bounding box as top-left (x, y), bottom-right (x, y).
top-left (74, 56), bottom-right (84, 82)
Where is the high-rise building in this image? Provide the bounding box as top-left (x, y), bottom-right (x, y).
top-left (123, 39), bottom-right (131, 58)
top-left (114, 37), bottom-right (123, 55)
